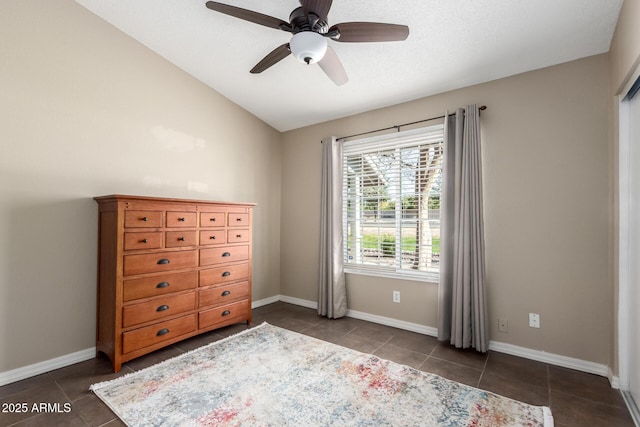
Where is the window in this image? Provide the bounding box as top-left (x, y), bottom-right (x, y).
top-left (343, 124), bottom-right (444, 281)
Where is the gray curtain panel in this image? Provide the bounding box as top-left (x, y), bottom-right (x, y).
top-left (318, 136), bottom-right (348, 318)
top-left (437, 105), bottom-right (489, 352)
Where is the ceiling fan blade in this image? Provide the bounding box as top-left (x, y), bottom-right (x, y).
top-left (301, 0), bottom-right (333, 22)
top-left (329, 22), bottom-right (409, 42)
top-left (250, 44), bottom-right (291, 74)
top-left (205, 1), bottom-right (291, 32)
top-left (318, 46), bottom-right (348, 86)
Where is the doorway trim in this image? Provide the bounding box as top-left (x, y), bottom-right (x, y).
top-left (618, 63), bottom-right (640, 426)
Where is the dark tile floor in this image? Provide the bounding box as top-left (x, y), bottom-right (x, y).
top-left (0, 302), bottom-right (634, 426)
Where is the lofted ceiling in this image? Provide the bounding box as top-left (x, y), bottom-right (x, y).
top-left (74, 0), bottom-right (623, 132)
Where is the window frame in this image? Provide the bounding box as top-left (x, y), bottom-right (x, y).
top-left (342, 124), bottom-right (444, 283)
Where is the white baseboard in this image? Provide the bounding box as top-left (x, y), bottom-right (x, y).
top-left (488, 340), bottom-right (609, 378)
top-left (279, 294), bottom-right (437, 336)
top-left (0, 347), bottom-right (95, 387)
top-left (608, 367), bottom-right (621, 389)
top-left (252, 295), bottom-right (281, 308)
top-left (346, 308), bottom-right (439, 337)
top-left (0, 295), bottom-right (615, 389)
top-left (279, 295), bottom-right (318, 309)
top-left (280, 295), bottom-right (613, 382)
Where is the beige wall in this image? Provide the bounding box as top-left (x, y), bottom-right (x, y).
top-left (281, 54), bottom-right (611, 364)
top-left (0, 0), bottom-right (281, 372)
top-left (0, 0), bottom-right (621, 376)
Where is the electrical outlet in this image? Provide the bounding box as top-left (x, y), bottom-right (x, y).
top-left (498, 318), bottom-right (508, 333)
top-left (529, 313), bottom-right (540, 328)
top-left (392, 291), bottom-right (400, 303)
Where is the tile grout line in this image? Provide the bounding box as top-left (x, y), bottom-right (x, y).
top-left (371, 335), bottom-right (395, 354)
top-left (476, 351), bottom-right (491, 388)
top-left (52, 374), bottom-right (73, 404)
top-left (547, 364), bottom-right (552, 408)
top-left (419, 340), bottom-right (441, 367)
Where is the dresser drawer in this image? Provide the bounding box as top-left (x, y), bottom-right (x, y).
top-left (166, 211), bottom-right (197, 228)
top-left (165, 231), bottom-right (197, 248)
top-left (125, 210), bottom-right (162, 228)
top-left (123, 271), bottom-right (197, 301)
top-left (228, 213), bottom-right (249, 227)
top-left (200, 245), bottom-right (249, 266)
top-left (199, 230), bottom-right (226, 246)
top-left (227, 229), bottom-right (249, 243)
top-left (199, 281), bottom-right (250, 308)
top-left (124, 232), bottom-right (163, 251)
top-left (122, 314), bottom-right (196, 354)
top-left (200, 212), bottom-right (225, 227)
top-left (124, 250), bottom-right (197, 276)
top-left (122, 291), bottom-right (196, 328)
top-left (199, 300), bottom-right (249, 329)
top-left (200, 264), bottom-right (249, 287)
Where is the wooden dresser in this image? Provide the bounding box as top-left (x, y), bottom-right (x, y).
top-left (94, 195), bottom-right (254, 372)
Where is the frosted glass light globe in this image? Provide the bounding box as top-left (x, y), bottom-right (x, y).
top-left (289, 31), bottom-right (328, 64)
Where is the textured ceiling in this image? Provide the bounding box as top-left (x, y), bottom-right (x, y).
top-left (75, 0), bottom-right (623, 132)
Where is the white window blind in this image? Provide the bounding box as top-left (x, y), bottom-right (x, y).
top-left (343, 124), bottom-right (444, 281)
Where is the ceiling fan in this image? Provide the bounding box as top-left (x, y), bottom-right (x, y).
top-left (205, 0), bottom-right (410, 86)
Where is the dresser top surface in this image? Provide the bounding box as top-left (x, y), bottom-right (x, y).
top-left (94, 194), bottom-right (256, 207)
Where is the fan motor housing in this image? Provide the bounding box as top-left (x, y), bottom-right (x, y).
top-left (289, 7), bottom-right (328, 34)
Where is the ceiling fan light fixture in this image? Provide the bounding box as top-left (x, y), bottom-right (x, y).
top-left (289, 31), bottom-right (327, 64)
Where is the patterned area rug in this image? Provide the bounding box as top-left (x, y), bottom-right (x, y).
top-left (91, 323), bottom-right (553, 426)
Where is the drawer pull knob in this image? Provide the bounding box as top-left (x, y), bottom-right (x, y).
top-left (210, 218), bottom-right (217, 222)
top-left (221, 290), bottom-right (231, 296)
top-left (178, 217), bottom-right (185, 222)
top-left (178, 237), bottom-right (185, 241)
top-left (222, 252), bottom-right (231, 257)
top-left (209, 236), bottom-right (216, 240)
top-left (236, 234), bottom-right (242, 238)
top-left (157, 328), bottom-right (170, 336)
top-left (157, 258), bottom-right (170, 265)
top-left (156, 282), bottom-right (170, 289)
top-left (141, 239), bottom-right (148, 243)
top-left (236, 218), bottom-right (242, 222)
top-left (222, 271), bottom-right (231, 277)
top-left (156, 305), bottom-right (169, 312)
top-left (221, 310), bottom-right (231, 316)
top-left (142, 216), bottom-right (148, 222)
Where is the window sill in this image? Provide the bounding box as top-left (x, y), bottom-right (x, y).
top-left (344, 267), bottom-right (439, 284)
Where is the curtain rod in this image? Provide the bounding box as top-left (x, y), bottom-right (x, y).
top-left (333, 105), bottom-right (487, 142)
